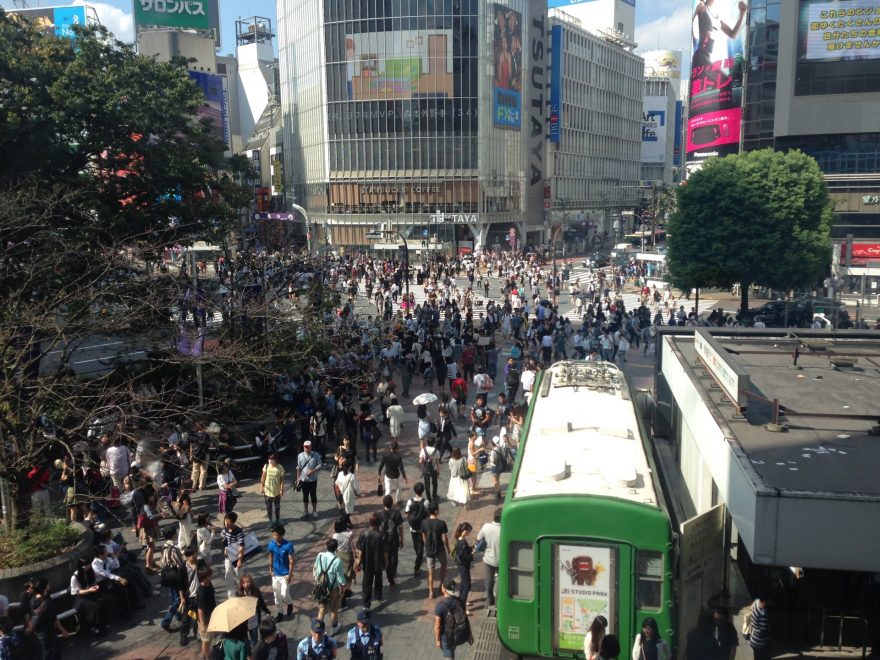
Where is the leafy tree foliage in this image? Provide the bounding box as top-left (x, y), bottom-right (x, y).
top-left (666, 149), bottom-right (833, 314)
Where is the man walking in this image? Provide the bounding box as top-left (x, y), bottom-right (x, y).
top-left (476, 507), bottom-right (502, 608)
top-left (379, 495), bottom-right (405, 587)
top-left (421, 502), bottom-right (450, 599)
top-left (355, 513), bottom-right (385, 609)
top-left (312, 539), bottom-right (346, 635)
top-left (296, 440), bottom-right (321, 520)
top-left (433, 578), bottom-right (473, 659)
top-left (267, 524), bottom-right (295, 622)
top-left (377, 442), bottom-right (407, 504)
top-left (221, 512), bottom-right (245, 599)
top-left (405, 483), bottom-right (430, 577)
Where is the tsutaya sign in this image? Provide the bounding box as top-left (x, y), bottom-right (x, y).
top-left (429, 212), bottom-right (478, 224)
top-left (693, 329), bottom-right (749, 408)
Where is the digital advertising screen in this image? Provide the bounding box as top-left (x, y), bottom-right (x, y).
top-left (798, 0), bottom-right (880, 61)
top-left (641, 96), bottom-right (668, 164)
top-left (492, 4), bottom-right (523, 130)
top-left (686, 0), bottom-right (748, 171)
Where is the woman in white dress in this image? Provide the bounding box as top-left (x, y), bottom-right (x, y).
top-left (446, 448), bottom-right (470, 507)
top-left (170, 491), bottom-right (193, 550)
top-left (335, 464), bottom-right (360, 525)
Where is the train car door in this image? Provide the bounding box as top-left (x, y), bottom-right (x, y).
top-left (541, 541), bottom-right (634, 657)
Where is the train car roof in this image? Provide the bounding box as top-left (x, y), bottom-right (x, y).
top-left (512, 361), bottom-right (659, 506)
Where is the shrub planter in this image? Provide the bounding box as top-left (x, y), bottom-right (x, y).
top-left (0, 522), bottom-right (93, 597)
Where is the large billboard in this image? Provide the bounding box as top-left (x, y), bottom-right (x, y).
top-left (188, 71), bottom-right (229, 148)
top-left (492, 4), bottom-right (523, 130)
top-left (344, 30), bottom-right (454, 101)
top-left (686, 0), bottom-right (748, 173)
top-left (549, 0), bottom-right (635, 6)
top-left (799, 0), bottom-right (880, 61)
top-left (9, 6), bottom-right (89, 39)
top-left (549, 25), bottom-right (563, 143)
top-left (643, 49), bottom-right (683, 83)
top-left (641, 96), bottom-right (668, 164)
top-left (134, 0), bottom-right (210, 31)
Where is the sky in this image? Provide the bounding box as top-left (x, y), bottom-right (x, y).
top-left (1, 0), bottom-right (693, 57)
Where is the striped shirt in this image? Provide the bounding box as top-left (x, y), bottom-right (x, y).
top-left (749, 600), bottom-right (770, 648)
top-left (221, 525), bottom-right (245, 562)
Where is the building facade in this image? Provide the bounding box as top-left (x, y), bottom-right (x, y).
top-left (546, 10), bottom-right (643, 249)
top-left (743, 0), bottom-right (880, 296)
top-left (276, 0), bottom-right (548, 253)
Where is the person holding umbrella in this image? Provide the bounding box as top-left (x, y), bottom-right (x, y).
top-left (296, 619), bottom-right (338, 659)
top-left (206, 592), bottom-right (259, 660)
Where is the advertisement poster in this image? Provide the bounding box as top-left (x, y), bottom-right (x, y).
top-left (686, 0), bottom-right (748, 171)
top-left (492, 4), bottom-right (522, 129)
top-left (188, 71), bottom-right (230, 148)
top-left (643, 49), bottom-right (683, 83)
top-left (556, 545), bottom-right (615, 651)
top-left (549, 0), bottom-right (635, 6)
top-left (641, 96), bottom-right (668, 164)
top-left (134, 0), bottom-right (210, 31)
top-left (799, 0), bottom-right (880, 61)
top-left (9, 6), bottom-right (87, 39)
top-left (344, 30), bottom-right (454, 101)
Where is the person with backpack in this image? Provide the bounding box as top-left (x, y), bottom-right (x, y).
top-left (433, 578), bottom-right (473, 658)
top-left (346, 608), bottom-right (383, 660)
top-left (405, 483), bottom-right (430, 577)
top-left (503, 359), bottom-right (520, 402)
top-left (355, 513), bottom-right (386, 609)
top-left (379, 495), bottom-right (405, 587)
top-left (312, 539), bottom-right (346, 635)
top-left (159, 527), bottom-right (188, 633)
top-left (421, 502), bottom-right (450, 599)
top-left (419, 437), bottom-right (441, 502)
top-left (449, 373), bottom-right (468, 420)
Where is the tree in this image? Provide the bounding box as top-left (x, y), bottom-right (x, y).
top-left (666, 149), bottom-right (833, 315)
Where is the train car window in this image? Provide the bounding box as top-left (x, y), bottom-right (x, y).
top-left (509, 541), bottom-right (535, 600)
top-left (635, 550), bottom-right (663, 610)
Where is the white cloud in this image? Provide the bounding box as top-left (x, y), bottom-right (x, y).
top-left (634, 5), bottom-right (692, 56)
top-left (74, 1), bottom-right (135, 43)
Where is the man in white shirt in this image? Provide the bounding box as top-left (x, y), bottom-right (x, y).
top-left (520, 366), bottom-right (536, 402)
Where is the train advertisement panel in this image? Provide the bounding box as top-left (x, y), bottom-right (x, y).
top-left (555, 544), bottom-right (615, 651)
top-left (686, 0), bottom-right (748, 174)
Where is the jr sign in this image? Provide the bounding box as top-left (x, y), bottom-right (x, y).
top-left (134, 0), bottom-right (210, 30)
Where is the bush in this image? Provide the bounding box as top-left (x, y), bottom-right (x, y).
top-left (0, 516), bottom-right (82, 569)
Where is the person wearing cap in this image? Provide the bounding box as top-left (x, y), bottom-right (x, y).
top-left (434, 578), bottom-right (473, 658)
top-left (217, 457), bottom-right (238, 514)
top-left (296, 618), bottom-right (338, 660)
top-left (296, 440), bottom-right (321, 520)
top-left (346, 608), bottom-right (383, 660)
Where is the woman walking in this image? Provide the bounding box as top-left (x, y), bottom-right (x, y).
top-left (335, 462), bottom-right (360, 526)
top-left (446, 448), bottom-right (470, 507)
top-left (453, 522), bottom-right (474, 615)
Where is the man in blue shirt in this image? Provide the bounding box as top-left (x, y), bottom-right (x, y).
top-left (296, 619), bottom-right (337, 659)
top-left (346, 608), bottom-right (382, 660)
top-left (267, 524), bottom-right (295, 622)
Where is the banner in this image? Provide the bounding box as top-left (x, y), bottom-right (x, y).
top-left (673, 100), bottom-right (683, 168)
top-left (134, 0), bottom-right (210, 31)
top-left (550, 25), bottom-right (563, 143)
top-left (641, 96), bottom-right (668, 164)
top-left (686, 0), bottom-right (748, 173)
top-left (556, 544), bottom-right (614, 651)
top-left (492, 4), bottom-right (522, 129)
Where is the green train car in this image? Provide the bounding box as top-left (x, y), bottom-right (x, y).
top-left (497, 361), bottom-right (674, 659)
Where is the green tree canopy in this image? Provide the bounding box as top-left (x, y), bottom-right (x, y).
top-left (0, 11), bottom-right (240, 246)
top-left (666, 148), bottom-right (833, 313)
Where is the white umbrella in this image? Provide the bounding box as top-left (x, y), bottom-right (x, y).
top-left (412, 393), bottom-right (438, 406)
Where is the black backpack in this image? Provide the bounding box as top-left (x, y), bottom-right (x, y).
top-left (444, 597), bottom-right (471, 649)
top-left (505, 368), bottom-right (520, 388)
top-left (381, 511), bottom-right (398, 549)
top-left (406, 498), bottom-right (427, 530)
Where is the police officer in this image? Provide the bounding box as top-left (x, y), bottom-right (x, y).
top-left (346, 609), bottom-right (383, 660)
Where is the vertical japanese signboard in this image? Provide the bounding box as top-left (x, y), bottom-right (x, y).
top-left (555, 544), bottom-right (615, 651)
top-left (549, 24), bottom-right (563, 143)
top-left (686, 0), bottom-right (749, 174)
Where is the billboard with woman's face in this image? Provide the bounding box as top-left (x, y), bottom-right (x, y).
top-left (686, 0), bottom-right (749, 173)
top-left (493, 4), bottom-right (523, 129)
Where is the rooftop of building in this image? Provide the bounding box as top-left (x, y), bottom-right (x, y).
top-left (669, 332), bottom-right (880, 498)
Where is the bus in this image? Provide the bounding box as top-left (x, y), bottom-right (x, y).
top-left (497, 360), bottom-right (674, 659)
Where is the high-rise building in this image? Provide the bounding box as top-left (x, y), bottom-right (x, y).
top-left (276, 0), bottom-right (549, 253)
top-left (742, 0), bottom-right (880, 295)
top-left (546, 10), bottom-right (643, 249)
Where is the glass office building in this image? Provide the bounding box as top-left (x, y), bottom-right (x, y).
top-left (277, 0), bottom-right (549, 252)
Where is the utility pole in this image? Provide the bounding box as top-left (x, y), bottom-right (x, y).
top-left (190, 250), bottom-right (204, 408)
